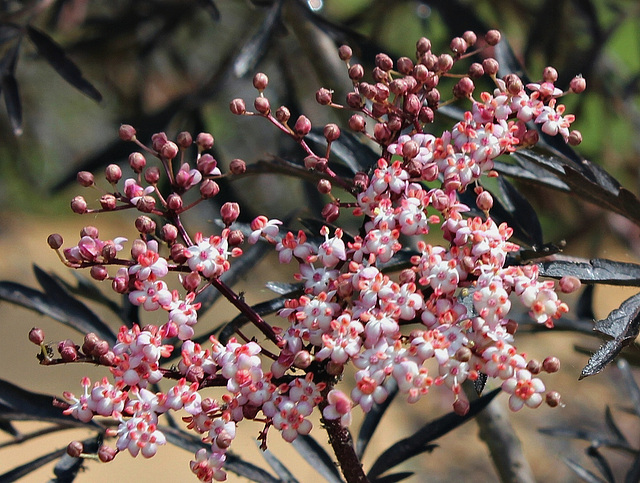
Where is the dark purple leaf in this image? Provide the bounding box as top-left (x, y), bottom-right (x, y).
top-left (32, 265), bottom-right (116, 344)
top-left (265, 281), bottom-right (303, 295)
top-left (603, 406), bottom-right (629, 446)
top-left (0, 417), bottom-right (18, 436)
top-left (586, 446), bottom-right (615, 483)
top-left (367, 388), bottom-right (500, 479)
top-left (233, 1), bottom-right (282, 78)
top-left (539, 426), bottom-right (633, 451)
top-left (306, 128), bottom-right (380, 174)
top-left (2, 72), bottom-right (21, 135)
top-left (474, 372), bottom-right (488, 396)
top-left (576, 284), bottom-right (596, 320)
top-left (562, 458), bottom-right (608, 483)
top-left (216, 294), bottom-right (290, 345)
top-left (617, 359), bottom-right (640, 418)
top-left (260, 449), bottom-right (298, 483)
top-left (0, 378), bottom-right (98, 428)
top-left (25, 25), bottom-right (102, 102)
top-left (493, 159), bottom-right (570, 192)
top-left (291, 434), bottom-right (344, 483)
top-left (496, 176), bottom-right (543, 246)
top-left (626, 450), bottom-right (640, 483)
top-left (161, 425), bottom-right (279, 482)
top-left (372, 472), bottom-right (414, 483)
top-left (538, 258), bottom-right (640, 286)
top-left (356, 378), bottom-right (398, 459)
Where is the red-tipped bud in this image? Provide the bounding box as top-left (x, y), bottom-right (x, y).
top-left (229, 98), bottom-right (246, 115)
top-left (294, 115), bottom-right (312, 136)
top-left (119, 124), bottom-right (136, 141)
top-left (77, 171), bottom-right (94, 187)
top-left (254, 97), bottom-right (270, 115)
top-left (197, 154), bottom-right (218, 175)
top-left (182, 271), bottom-right (201, 292)
top-left (71, 196), bottom-right (87, 214)
top-left (397, 56), bottom-right (414, 75)
top-left (324, 123), bottom-right (340, 142)
top-left (98, 445), bottom-right (117, 463)
top-left (545, 391), bottom-right (562, 408)
top-left (570, 75), bottom-right (586, 94)
top-left (29, 327), bottom-right (45, 345)
top-left (453, 77), bottom-right (475, 98)
top-left (220, 202), bottom-right (240, 225)
top-left (200, 179), bottom-right (220, 198)
top-left (338, 45), bottom-right (352, 61)
top-left (105, 164), bottom-right (122, 183)
top-left (485, 29), bottom-right (501, 46)
top-left (468, 62), bottom-right (484, 79)
top-left (437, 54), bottom-right (454, 73)
top-left (229, 158), bottom-right (246, 175)
top-left (228, 229), bottom-right (244, 246)
top-left (476, 190), bottom-right (493, 211)
top-left (527, 359), bottom-right (542, 374)
top-left (275, 106), bottom-right (290, 123)
top-left (316, 88), bottom-right (333, 105)
top-left (253, 72), bottom-right (269, 91)
top-left (171, 243), bottom-right (188, 264)
top-left (346, 92), bottom-right (364, 109)
top-left (135, 216), bottom-right (156, 234)
top-left (47, 233), bottom-right (63, 249)
top-left (129, 152), bottom-right (146, 173)
top-left (136, 195), bottom-right (156, 213)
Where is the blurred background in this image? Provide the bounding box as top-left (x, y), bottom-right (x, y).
top-left (1, 0), bottom-right (639, 481)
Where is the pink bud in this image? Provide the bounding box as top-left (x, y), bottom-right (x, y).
top-left (254, 97), bottom-right (270, 115)
top-left (200, 179), bottom-right (220, 198)
top-left (71, 196), bottom-right (87, 214)
top-left (161, 141), bottom-right (179, 160)
top-left (129, 152), bottom-right (146, 173)
top-left (316, 88), bottom-right (333, 105)
top-left (162, 224), bottom-right (178, 242)
top-left (485, 29), bottom-right (501, 46)
top-left (118, 124), bottom-right (136, 141)
top-left (195, 132), bottom-right (214, 150)
top-left (67, 441), bottom-right (84, 458)
top-left (559, 275), bottom-right (581, 293)
top-left (229, 158), bottom-right (246, 175)
top-left (543, 356), bottom-right (561, 373)
top-left (47, 233), bottom-right (63, 249)
top-left (397, 56), bottom-right (414, 75)
top-left (338, 45), bottom-right (352, 61)
top-left (476, 190), bottom-right (493, 211)
top-left (294, 115), bottom-right (312, 136)
top-left (253, 72), bottom-right (269, 91)
top-left (545, 391), bottom-right (562, 408)
top-left (230, 98), bottom-right (246, 115)
top-left (220, 202), bottom-right (240, 225)
top-left (105, 164), bottom-right (122, 183)
top-left (135, 216), bottom-right (156, 234)
top-left (177, 131), bottom-right (193, 148)
top-left (77, 171), bottom-right (94, 187)
top-left (482, 58), bottom-right (499, 76)
top-left (348, 114), bottom-right (365, 132)
top-left (275, 106), bottom-right (290, 123)
top-left (570, 75), bottom-right (586, 94)
top-left (90, 265), bottom-right (108, 281)
top-left (167, 193), bottom-right (183, 212)
top-left (323, 123), bottom-right (340, 142)
top-left (29, 327), bottom-right (45, 345)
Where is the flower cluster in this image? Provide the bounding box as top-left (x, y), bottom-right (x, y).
top-left (40, 30), bottom-right (582, 482)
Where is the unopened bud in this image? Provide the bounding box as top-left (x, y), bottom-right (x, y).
top-left (200, 179), bottom-right (220, 198)
top-left (119, 124), bottom-right (136, 141)
top-left (437, 54), bottom-right (454, 73)
top-left (526, 359), bottom-right (542, 375)
top-left (317, 179), bottom-right (332, 194)
top-left (228, 229), bottom-right (244, 246)
top-left (416, 37), bottom-right (431, 54)
top-left (177, 131), bottom-right (193, 148)
top-left (135, 216), bottom-right (156, 234)
top-left (321, 202), bottom-right (340, 223)
top-left (144, 166), bottom-right (161, 184)
top-left (229, 98), bottom-right (246, 115)
top-left (229, 159), bottom-right (246, 175)
top-left (453, 77), bottom-right (475, 98)
top-left (275, 106), bottom-right (290, 123)
top-left (559, 275), bottom-right (581, 293)
top-left (71, 196), bottom-right (88, 214)
top-left (136, 195), bottom-right (156, 213)
top-left (171, 244), bottom-right (188, 264)
top-left (294, 115), bottom-right (312, 136)
top-left (47, 233), bottom-right (63, 249)
top-left (545, 391), bottom-right (562, 408)
top-left (98, 445), bottom-right (116, 463)
top-left (182, 271), bottom-right (201, 292)
top-left (543, 66), bottom-right (558, 83)
top-left (543, 356), bottom-right (561, 373)
top-left (570, 75), bottom-right (586, 94)
top-left (29, 327), bottom-right (45, 345)
top-left (77, 171), bottom-right (94, 187)
top-left (220, 202), bottom-right (240, 225)
top-left (348, 64), bottom-right (364, 81)
top-left (468, 62), bottom-right (484, 79)
top-left (162, 224), bottom-right (178, 243)
top-left (450, 37), bottom-right (468, 54)
top-left (462, 30), bottom-right (477, 46)
top-left (316, 88), bottom-right (333, 105)
top-left (90, 265), bottom-right (108, 281)
top-left (568, 130), bottom-right (582, 146)
top-left (161, 141), bottom-right (179, 160)
top-left (485, 29), bottom-right (501, 46)
top-left (338, 45), bottom-right (352, 61)
top-left (105, 164), bottom-right (122, 183)
top-left (476, 190), bottom-right (493, 211)
top-left (253, 72), bottom-right (269, 91)
top-left (482, 58), bottom-right (499, 76)
top-left (453, 398), bottom-right (470, 416)
top-left (196, 132), bottom-right (214, 150)
top-left (324, 123), bottom-right (340, 142)
top-left (67, 441), bottom-right (84, 458)
top-left (129, 152), bottom-right (146, 173)
top-left (167, 193), bottom-right (183, 212)
top-left (254, 97), bottom-right (270, 115)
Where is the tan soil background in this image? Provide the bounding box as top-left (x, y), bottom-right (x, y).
top-left (1, 211), bottom-right (639, 482)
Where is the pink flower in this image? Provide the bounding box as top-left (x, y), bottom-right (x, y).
top-left (248, 216), bottom-right (282, 244)
top-left (322, 390), bottom-right (353, 427)
top-left (502, 369), bottom-right (546, 411)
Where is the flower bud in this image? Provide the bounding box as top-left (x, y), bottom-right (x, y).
top-left (60, 344), bottom-right (78, 362)
top-left (102, 243), bottom-right (117, 262)
top-left (275, 106), bottom-right (290, 123)
top-left (455, 346), bottom-right (471, 362)
top-left (323, 123), bottom-right (340, 142)
top-left (468, 62), bottom-right (484, 79)
top-left (200, 179), bottom-right (220, 198)
top-left (559, 275), bottom-right (581, 293)
top-left (105, 164), bottom-right (122, 183)
top-left (80, 226), bottom-right (99, 239)
top-left (67, 441), bottom-right (84, 458)
top-left (294, 115), bottom-right (312, 137)
top-left (346, 92), bottom-right (364, 109)
top-left (348, 114), bottom-right (366, 132)
top-left (545, 391), bottom-right (562, 408)
top-left (29, 327), bottom-right (45, 345)
top-left (71, 196), bottom-right (88, 214)
top-left (542, 66), bottom-right (558, 83)
top-left (373, 122), bottom-right (392, 143)
top-left (416, 37), bottom-right (431, 54)
top-left (90, 265), bottom-right (108, 281)
top-left (131, 239), bottom-right (147, 258)
top-left (437, 54), bottom-right (454, 73)
top-left (570, 75), bottom-right (586, 94)
top-left (402, 140), bottom-right (420, 160)
top-left (98, 351), bottom-right (117, 366)
top-left (98, 445), bottom-right (117, 463)
top-left (482, 58), bottom-right (499, 76)
top-left (171, 243), bottom-right (188, 264)
top-left (196, 132), bottom-right (214, 150)
top-left (450, 36), bottom-right (468, 54)
top-left (161, 141), bottom-right (179, 160)
top-left (453, 77), bottom-right (475, 98)
top-left (228, 229), bottom-right (244, 246)
top-left (112, 276), bottom-right (128, 294)
top-left (220, 202), bottom-right (240, 225)
top-left (119, 124), bottom-right (136, 141)
top-left (404, 93), bottom-right (421, 115)
top-left (390, 78), bottom-right (408, 96)
top-left (338, 45), bottom-right (352, 61)
top-left (182, 271), bottom-right (201, 292)
top-left (229, 98), bottom-right (246, 115)
top-left (397, 56), bottom-right (414, 75)
top-left (372, 66), bottom-right (388, 83)
top-left (253, 72), bottom-right (269, 91)
top-left (129, 152), bottom-right (146, 173)
top-left (144, 166), bottom-right (160, 184)
top-left (568, 130), bottom-right (582, 146)
top-left (425, 88), bottom-right (440, 108)
top-left (375, 52), bottom-right (393, 71)
top-left (315, 157), bottom-right (329, 172)
top-left (177, 131), bottom-right (193, 148)
top-left (504, 74), bottom-right (523, 95)
top-left (293, 350), bottom-right (312, 369)
top-left (77, 171), bottom-right (94, 187)
top-left (136, 195), bottom-right (156, 213)
top-left (412, 64), bottom-right (429, 84)
top-left (453, 398), bottom-right (470, 416)
top-left (167, 193), bottom-right (183, 212)
top-left (82, 332), bottom-right (100, 355)
top-left (476, 190), bottom-right (493, 211)
top-left (254, 97), bottom-right (270, 115)
top-left (47, 233), bottom-right (63, 249)
top-left (463, 30), bottom-right (477, 46)
top-left (135, 216), bottom-right (156, 234)
top-left (421, 162), bottom-right (438, 181)
top-left (151, 132), bottom-right (168, 152)
top-left (422, 52), bottom-right (438, 70)
top-left (543, 356), bottom-right (561, 373)
top-left (229, 158), bottom-right (246, 175)
top-left (522, 129), bottom-right (539, 146)
top-left (93, 340), bottom-right (109, 357)
top-left (485, 29), bottom-right (501, 46)
top-left (162, 223), bottom-right (178, 243)
top-left (316, 88), bottom-right (333, 105)
top-left (348, 64), bottom-right (364, 81)
top-left (317, 179), bottom-right (332, 194)
top-left (304, 155), bottom-right (319, 170)
top-left (526, 359), bottom-right (542, 374)
top-left (321, 202), bottom-right (340, 223)
top-left (197, 154), bottom-right (218, 175)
